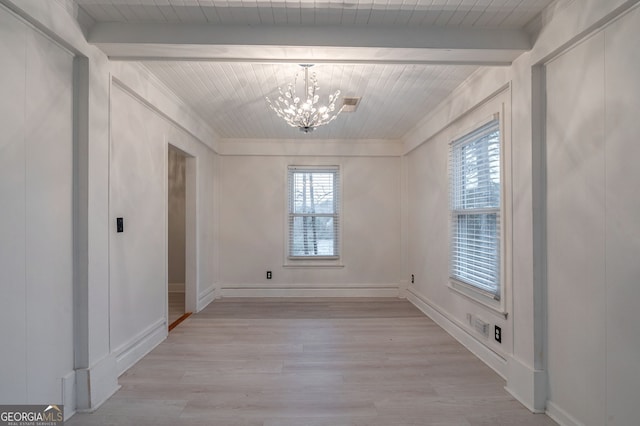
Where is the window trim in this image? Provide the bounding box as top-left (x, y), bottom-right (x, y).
top-left (448, 113), bottom-right (507, 314)
top-left (284, 164), bottom-right (343, 267)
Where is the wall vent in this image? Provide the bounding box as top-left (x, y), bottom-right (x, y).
top-left (341, 97), bottom-right (361, 112)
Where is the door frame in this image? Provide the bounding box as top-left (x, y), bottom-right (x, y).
top-left (167, 143), bottom-right (198, 321)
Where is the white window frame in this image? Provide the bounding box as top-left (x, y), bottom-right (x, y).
top-left (448, 114), bottom-right (506, 312)
top-left (285, 165), bottom-right (342, 267)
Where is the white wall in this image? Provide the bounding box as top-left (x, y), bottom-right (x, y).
top-left (0, 0), bottom-right (220, 412)
top-left (218, 150), bottom-right (401, 297)
top-left (402, 0), bottom-right (640, 423)
top-left (109, 83), bottom-right (168, 372)
top-left (545, 6), bottom-right (640, 425)
top-left (0, 4), bottom-right (74, 405)
top-left (108, 70), bottom-right (218, 374)
top-left (602, 9), bottom-right (640, 422)
top-left (405, 88), bottom-right (512, 371)
top-left (546, 30), bottom-right (606, 425)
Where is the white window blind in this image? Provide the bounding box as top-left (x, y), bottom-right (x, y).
top-left (288, 166), bottom-right (340, 258)
top-left (449, 119), bottom-right (501, 299)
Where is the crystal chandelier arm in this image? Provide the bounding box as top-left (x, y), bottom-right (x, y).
top-left (266, 64), bottom-right (344, 133)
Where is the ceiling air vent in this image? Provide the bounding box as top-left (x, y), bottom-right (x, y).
top-left (341, 97), bottom-right (361, 112)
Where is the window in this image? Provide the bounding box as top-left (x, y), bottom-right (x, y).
top-left (449, 119), bottom-right (501, 300)
top-left (287, 166), bottom-right (340, 259)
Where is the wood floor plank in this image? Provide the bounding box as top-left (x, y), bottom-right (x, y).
top-left (66, 298), bottom-right (556, 425)
top-left (168, 292), bottom-right (186, 326)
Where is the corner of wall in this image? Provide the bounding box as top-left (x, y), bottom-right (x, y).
top-left (109, 62), bottom-right (220, 154)
top-left (61, 370), bottom-right (76, 420)
top-left (504, 355), bottom-right (547, 413)
top-left (74, 354), bottom-right (120, 413)
top-left (112, 319), bottom-right (167, 377)
top-left (406, 288), bottom-right (508, 379)
top-left (398, 279), bottom-right (409, 298)
top-left (546, 401), bottom-right (585, 426)
top-left (401, 67), bottom-right (511, 154)
top-left (197, 285), bottom-right (216, 312)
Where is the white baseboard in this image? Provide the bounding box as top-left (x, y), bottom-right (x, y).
top-left (113, 319), bottom-right (167, 376)
top-left (75, 353), bottom-right (120, 413)
top-left (546, 401), bottom-right (584, 426)
top-left (406, 287), bottom-right (507, 378)
top-left (505, 355), bottom-right (547, 413)
top-left (168, 282), bottom-right (185, 293)
top-left (220, 285), bottom-right (399, 298)
top-left (61, 370), bottom-right (76, 420)
top-left (197, 285), bottom-right (216, 311)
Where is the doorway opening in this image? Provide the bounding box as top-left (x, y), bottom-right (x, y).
top-left (167, 145), bottom-right (192, 330)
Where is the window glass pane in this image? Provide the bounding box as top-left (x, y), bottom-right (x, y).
top-left (290, 216), bottom-right (336, 256)
top-left (459, 131), bottom-right (500, 209)
top-left (291, 172), bottom-right (335, 214)
top-left (452, 129), bottom-right (500, 210)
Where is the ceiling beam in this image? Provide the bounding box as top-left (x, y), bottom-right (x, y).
top-left (89, 23), bottom-right (531, 65)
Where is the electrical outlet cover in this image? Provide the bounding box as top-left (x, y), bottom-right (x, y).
top-left (494, 325), bottom-right (502, 343)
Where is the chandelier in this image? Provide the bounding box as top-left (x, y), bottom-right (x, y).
top-left (266, 65), bottom-right (344, 133)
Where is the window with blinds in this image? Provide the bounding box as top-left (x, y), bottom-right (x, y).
top-left (288, 166), bottom-right (340, 259)
top-left (449, 119), bottom-right (501, 299)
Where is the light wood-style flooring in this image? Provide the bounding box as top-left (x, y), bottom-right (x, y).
top-left (169, 291), bottom-right (186, 326)
top-left (67, 298), bottom-right (557, 426)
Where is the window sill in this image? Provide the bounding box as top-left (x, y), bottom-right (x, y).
top-left (448, 278), bottom-right (507, 319)
top-left (283, 260), bottom-right (344, 268)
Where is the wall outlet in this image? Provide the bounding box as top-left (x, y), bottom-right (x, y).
top-left (494, 325), bottom-right (502, 343)
top-left (411, 274), bottom-right (415, 284)
top-left (266, 271), bottom-right (272, 279)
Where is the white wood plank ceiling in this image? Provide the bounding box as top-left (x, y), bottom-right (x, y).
top-left (72, 0), bottom-right (556, 140)
top-left (75, 0), bottom-right (553, 29)
top-left (143, 62), bottom-right (478, 139)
